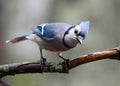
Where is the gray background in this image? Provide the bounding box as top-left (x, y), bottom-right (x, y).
top-left (0, 0), bottom-right (120, 86)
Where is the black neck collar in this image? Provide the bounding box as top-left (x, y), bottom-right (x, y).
top-left (62, 26), bottom-right (75, 48)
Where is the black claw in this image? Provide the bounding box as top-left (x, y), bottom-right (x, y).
top-left (39, 57), bottom-right (46, 73)
top-left (40, 57), bottom-right (46, 65)
top-left (40, 57), bottom-right (46, 66)
top-left (63, 59), bottom-right (70, 68)
top-left (57, 53), bottom-right (70, 72)
top-left (62, 59), bottom-right (70, 73)
top-left (39, 48), bottom-right (46, 73)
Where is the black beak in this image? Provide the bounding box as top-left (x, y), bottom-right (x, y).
top-left (76, 36), bottom-right (83, 44)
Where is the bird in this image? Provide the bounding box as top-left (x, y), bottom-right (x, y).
top-left (6, 21), bottom-right (90, 67)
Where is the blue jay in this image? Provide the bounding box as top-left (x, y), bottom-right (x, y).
top-left (6, 21), bottom-right (90, 66)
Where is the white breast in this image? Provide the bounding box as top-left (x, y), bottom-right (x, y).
top-left (26, 34), bottom-right (70, 52)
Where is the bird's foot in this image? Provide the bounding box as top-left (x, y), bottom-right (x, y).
top-left (40, 57), bottom-right (46, 73)
top-left (62, 59), bottom-right (70, 73)
top-left (40, 57), bottom-right (46, 65)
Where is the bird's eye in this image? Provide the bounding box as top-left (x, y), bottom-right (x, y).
top-left (74, 30), bottom-right (78, 34)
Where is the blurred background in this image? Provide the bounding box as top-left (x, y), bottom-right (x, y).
top-left (1, 0), bottom-right (120, 86)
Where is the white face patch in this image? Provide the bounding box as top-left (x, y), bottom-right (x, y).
top-left (69, 29), bottom-right (76, 37)
top-left (74, 25), bottom-right (81, 33)
top-left (68, 25), bottom-right (81, 38)
top-left (67, 28), bottom-right (77, 40)
top-left (64, 24), bottom-right (83, 42)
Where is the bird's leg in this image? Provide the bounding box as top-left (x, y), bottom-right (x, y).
top-left (39, 48), bottom-right (46, 68)
top-left (57, 53), bottom-right (70, 69)
top-left (57, 53), bottom-right (65, 60)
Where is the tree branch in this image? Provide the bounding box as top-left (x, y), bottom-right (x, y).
top-left (0, 46), bottom-right (120, 85)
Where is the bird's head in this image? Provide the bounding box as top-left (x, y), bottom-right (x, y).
top-left (65, 21), bottom-right (90, 45)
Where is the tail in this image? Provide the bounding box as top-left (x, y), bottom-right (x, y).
top-left (6, 34), bottom-right (29, 43)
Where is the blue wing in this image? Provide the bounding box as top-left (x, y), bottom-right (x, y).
top-left (33, 23), bottom-right (55, 41)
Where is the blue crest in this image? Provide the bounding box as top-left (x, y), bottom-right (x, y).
top-left (79, 21), bottom-right (90, 38)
